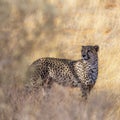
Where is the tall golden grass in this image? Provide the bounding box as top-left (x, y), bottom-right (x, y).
top-left (0, 0), bottom-right (120, 120)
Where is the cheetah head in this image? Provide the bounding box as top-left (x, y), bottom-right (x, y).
top-left (81, 45), bottom-right (99, 60)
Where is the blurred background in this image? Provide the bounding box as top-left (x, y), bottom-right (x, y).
top-left (0, 0), bottom-right (120, 120)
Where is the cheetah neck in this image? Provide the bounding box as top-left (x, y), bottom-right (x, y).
top-left (84, 54), bottom-right (98, 81)
top-left (74, 55), bottom-right (98, 83)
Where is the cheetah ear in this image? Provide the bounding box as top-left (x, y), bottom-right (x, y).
top-left (94, 45), bottom-right (99, 52)
top-left (82, 46), bottom-right (85, 48)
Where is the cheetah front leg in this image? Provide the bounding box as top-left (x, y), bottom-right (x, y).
top-left (80, 84), bottom-right (89, 101)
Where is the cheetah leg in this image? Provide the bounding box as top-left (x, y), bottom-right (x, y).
top-left (81, 91), bottom-right (87, 100)
top-left (42, 88), bottom-right (48, 97)
top-left (42, 77), bottom-right (53, 98)
top-left (86, 81), bottom-right (94, 95)
top-left (80, 84), bottom-right (88, 100)
top-left (88, 85), bottom-right (93, 95)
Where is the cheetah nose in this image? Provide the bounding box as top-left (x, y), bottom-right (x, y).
top-left (82, 55), bottom-right (86, 58)
top-left (82, 54), bottom-right (89, 60)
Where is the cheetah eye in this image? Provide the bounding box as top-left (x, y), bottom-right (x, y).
top-left (87, 50), bottom-right (91, 52)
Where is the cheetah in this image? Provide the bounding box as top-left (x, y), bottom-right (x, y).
top-left (26, 45), bottom-right (99, 100)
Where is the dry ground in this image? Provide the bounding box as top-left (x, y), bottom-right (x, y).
top-left (0, 0), bottom-right (120, 120)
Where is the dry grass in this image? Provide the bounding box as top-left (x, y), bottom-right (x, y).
top-left (0, 0), bottom-right (120, 120)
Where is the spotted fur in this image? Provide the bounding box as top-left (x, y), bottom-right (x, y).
top-left (26, 45), bottom-right (99, 100)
